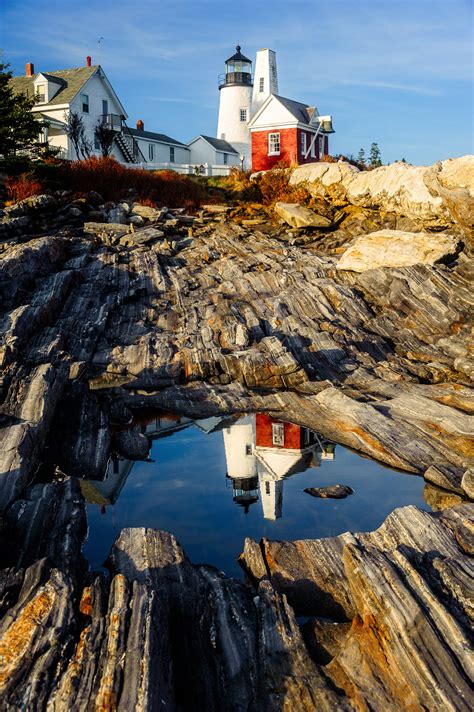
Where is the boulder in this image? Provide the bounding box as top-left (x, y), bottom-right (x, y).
top-left (84, 222), bottom-right (130, 237)
top-left (274, 202), bottom-right (332, 229)
top-left (289, 159), bottom-right (474, 229)
top-left (108, 207), bottom-right (127, 224)
top-left (289, 162), bottom-right (358, 193)
top-left (437, 155), bottom-right (474, 195)
top-left (305, 485), bottom-right (354, 499)
top-left (131, 203), bottom-right (164, 221)
top-left (336, 230), bottom-right (459, 272)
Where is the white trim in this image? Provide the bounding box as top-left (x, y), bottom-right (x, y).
top-left (268, 132), bottom-right (281, 156)
top-left (250, 121), bottom-right (318, 132)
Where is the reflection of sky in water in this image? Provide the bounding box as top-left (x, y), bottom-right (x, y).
top-left (84, 421), bottom-right (430, 579)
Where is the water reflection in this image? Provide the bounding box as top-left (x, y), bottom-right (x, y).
top-left (82, 410), bottom-right (429, 577)
top-left (82, 412), bottom-right (337, 521)
top-left (220, 414), bottom-right (336, 519)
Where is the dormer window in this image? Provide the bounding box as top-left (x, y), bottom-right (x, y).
top-left (81, 94), bottom-right (89, 113)
top-left (36, 84), bottom-right (46, 103)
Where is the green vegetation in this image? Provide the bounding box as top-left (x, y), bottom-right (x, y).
top-left (0, 62), bottom-right (45, 168)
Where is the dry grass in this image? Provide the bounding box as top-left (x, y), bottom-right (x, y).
top-left (4, 173), bottom-right (44, 203)
top-left (55, 157), bottom-right (205, 208)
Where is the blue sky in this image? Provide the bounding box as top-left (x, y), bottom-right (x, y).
top-left (2, 0), bottom-right (473, 164)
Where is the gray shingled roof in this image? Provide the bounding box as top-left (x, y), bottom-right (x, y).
top-left (128, 128), bottom-right (188, 147)
top-left (275, 95), bottom-right (313, 123)
top-left (198, 135), bottom-right (239, 154)
top-left (9, 65), bottom-right (98, 105)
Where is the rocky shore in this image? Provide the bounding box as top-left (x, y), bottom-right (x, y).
top-left (0, 157), bottom-right (473, 709)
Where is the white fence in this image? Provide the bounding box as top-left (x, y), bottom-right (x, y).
top-left (128, 162), bottom-right (233, 177)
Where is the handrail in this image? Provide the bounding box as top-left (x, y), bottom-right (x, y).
top-left (120, 117), bottom-right (147, 163)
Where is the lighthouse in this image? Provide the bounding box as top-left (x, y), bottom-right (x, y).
top-left (217, 45), bottom-right (253, 166)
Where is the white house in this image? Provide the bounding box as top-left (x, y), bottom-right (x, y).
top-left (129, 120), bottom-right (191, 166)
top-left (10, 58), bottom-right (190, 167)
top-left (9, 58), bottom-right (145, 162)
top-left (187, 135), bottom-right (241, 170)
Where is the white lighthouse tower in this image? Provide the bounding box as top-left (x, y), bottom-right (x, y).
top-left (217, 46), bottom-right (253, 167)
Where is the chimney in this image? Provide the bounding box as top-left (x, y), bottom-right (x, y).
top-left (26, 62), bottom-right (35, 77)
top-left (86, 56), bottom-right (92, 67)
top-left (136, 119), bottom-right (144, 131)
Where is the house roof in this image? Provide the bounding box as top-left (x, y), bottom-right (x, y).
top-left (190, 135), bottom-right (239, 154)
top-left (10, 65), bottom-right (98, 105)
top-left (276, 95), bottom-right (314, 123)
top-left (248, 94), bottom-right (319, 128)
top-left (127, 128), bottom-right (189, 147)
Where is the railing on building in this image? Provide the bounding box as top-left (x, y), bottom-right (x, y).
top-left (100, 113), bottom-right (123, 131)
top-left (218, 72), bottom-right (254, 88)
top-left (129, 162), bottom-right (234, 177)
top-left (101, 114), bottom-right (146, 163)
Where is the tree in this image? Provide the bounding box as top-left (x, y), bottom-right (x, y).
top-left (0, 62), bottom-right (45, 163)
top-left (369, 142), bottom-right (382, 168)
top-left (94, 120), bottom-right (115, 157)
top-left (65, 111), bottom-right (92, 160)
top-left (357, 147), bottom-right (366, 165)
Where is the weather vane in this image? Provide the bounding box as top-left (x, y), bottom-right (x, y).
top-left (98, 37), bottom-right (104, 64)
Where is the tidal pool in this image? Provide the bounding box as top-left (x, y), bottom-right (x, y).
top-left (83, 413), bottom-right (430, 579)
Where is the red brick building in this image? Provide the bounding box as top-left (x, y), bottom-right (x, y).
top-left (248, 95), bottom-right (333, 172)
top-left (255, 413), bottom-right (317, 450)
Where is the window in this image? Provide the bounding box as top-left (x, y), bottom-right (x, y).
top-left (170, 146), bottom-right (175, 162)
top-left (36, 84), bottom-right (46, 102)
top-left (259, 77), bottom-right (264, 92)
top-left (149, 144), bottom-right (154, 160)
top-left (310, 135), bottom-right (317, 158)
top-left (319, 136), bottom-right (324, 159)
top-left (245, 445), bottom-right (252, 456)
top-left (272, 423), bottom-right (285, 446)
top-left (300, 132), bottom-right (307, 156)
top-left (94, 134), bottom-right (100, 150)
top-left (265, 482), bottom-right (270, 495)
top-left (268, 132), bottom-right (280, 156)
top-left (81, 94), bottom-right (89, 113)
top-left (102, 99), bottom-right (108, 116)
top-left (223, 153), bottom-right (228, 165)
top-left (240, 108), bottom-right (247, 122)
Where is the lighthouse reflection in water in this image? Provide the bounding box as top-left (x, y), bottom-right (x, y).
top-left (221, 414), bottom-right (334, 519)
top-left (83, 411), bottom-right (428, 578)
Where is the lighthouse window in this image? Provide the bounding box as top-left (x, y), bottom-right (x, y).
top-left (268, 132), bottom-right (280, 156)
top-left (272, 423), bottom-right (285, 446)
top-left (259, 78), bottom-right (264, 92)
top-left (246, 445), bottom-right (252, 456)
top-left (240, 108), bottom-right (247, 122)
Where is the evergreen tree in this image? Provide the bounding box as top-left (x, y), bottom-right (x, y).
top-left (369, 142), bottom-right (382, 168)
top-left (0, 62), bottom-right (44, 163)
top-left (357, 147), bottom-right (366, 165)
